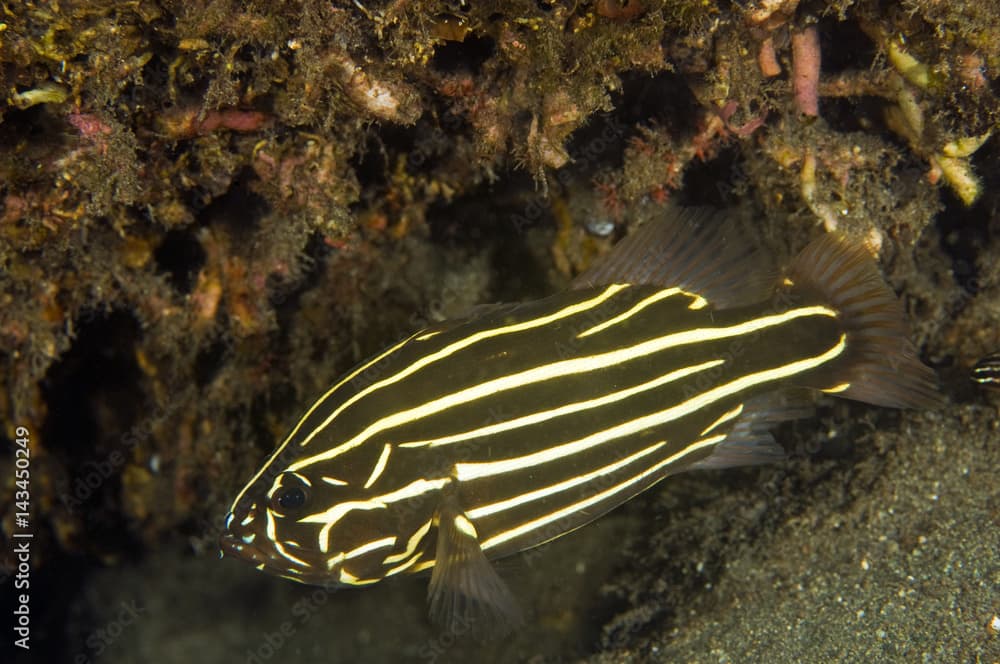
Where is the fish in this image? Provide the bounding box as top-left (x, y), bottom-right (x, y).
top-left (971, 352), bottom-right (1000, 389)
top-left (219, 207), bottom-right (941, 634)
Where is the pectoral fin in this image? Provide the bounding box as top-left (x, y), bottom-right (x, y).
top-left (427, 500), bottom-right (523, 636)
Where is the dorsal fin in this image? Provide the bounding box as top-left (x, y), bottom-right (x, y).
top-left (571, 207), bottom-right (773, 308)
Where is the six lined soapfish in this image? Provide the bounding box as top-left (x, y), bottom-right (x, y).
top-left (971, 352), bottom-right (1000, 390)
top-left (220, 208), bottom-right (941, 632)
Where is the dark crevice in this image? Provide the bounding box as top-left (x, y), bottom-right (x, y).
top-left (39, 308), bottom-right (146, 558)
top-left (199, 168), bottom-right (270, 238)
top-left (937, 189), bottom-right (987, 295)
top-left (155, 229), bottom-right (206, 294)
top-left (194, 338), bottom-right (230, 388)
top-left (425, 174), bottom-right (551, 301)
top-left (41, 309), bottom-right (143, 459)
top-left (935, 139), bottom-right (997, 296)
top-left (430, 34), bottom-right (495, 73)
top-left (350, 125), bottom-right (417, 199)
top-left (679, 145), bottom-right (744, 208)
top-left (818, 17), bottom-right (875, 74)
top-left (566, 71), bottom-right (699, 178)
top-left (821, 95), bottom-right (885, 134)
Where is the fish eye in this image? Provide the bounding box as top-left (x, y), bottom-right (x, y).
top-left (269, 473), bottom-right (311, 513)
top-left (276, 486), bottom-right (308, 512)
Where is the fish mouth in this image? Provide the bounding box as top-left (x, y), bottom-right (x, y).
top-left (219, 533), bottom-right (332, 583)
top-left (219, 533), bottom-right (268, 566)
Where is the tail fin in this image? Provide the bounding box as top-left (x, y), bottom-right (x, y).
top-left (786, 234), bottom-right (943, 409)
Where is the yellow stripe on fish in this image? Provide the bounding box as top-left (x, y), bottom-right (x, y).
top-left (220, 207), bottom-right (942, 635)
top-left (971, 352), bottom-right (1000, 390)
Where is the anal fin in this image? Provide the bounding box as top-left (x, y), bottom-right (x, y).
top-left (427, 497), bottom-right (523, 637)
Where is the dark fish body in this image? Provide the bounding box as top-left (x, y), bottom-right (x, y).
top-left (220, 208), bottom-right (941, 632)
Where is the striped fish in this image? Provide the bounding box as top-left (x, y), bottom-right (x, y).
top-left (971, 352), bottom-right (1000, 389)
top-left (220, 208), bottom-right (941, 633)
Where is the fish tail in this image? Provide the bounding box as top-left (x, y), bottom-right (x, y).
top-left (785, 233), bottom-right (942, 409)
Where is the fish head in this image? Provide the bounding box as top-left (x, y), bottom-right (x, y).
top-left (220, 451), bottom-right (419, 587)
top-left (220, 465), bottom-right (344, 585)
